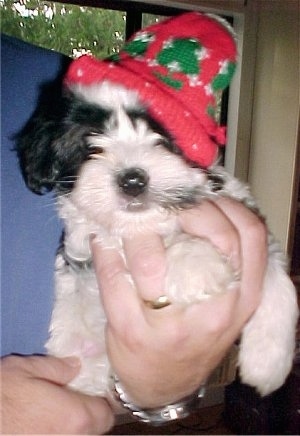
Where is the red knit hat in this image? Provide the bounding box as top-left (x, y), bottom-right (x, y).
top-left (65, 12), bottom-right (237, 168)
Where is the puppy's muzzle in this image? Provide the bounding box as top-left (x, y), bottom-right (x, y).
top-left (117, 167), bottom-right (149, 197)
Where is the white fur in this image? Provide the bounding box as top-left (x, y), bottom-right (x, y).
top-left (68, 81), bottom-right (142, 112)
top-left (46, 82), bottom-right (298, 398)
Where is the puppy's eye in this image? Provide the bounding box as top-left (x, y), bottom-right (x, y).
top-left (88, 146), bottom-right (104, 155)
top-left (154, 138), bottom-right (169, 148)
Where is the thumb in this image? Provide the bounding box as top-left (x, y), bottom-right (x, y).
top-left (23, 355), bottom-right (81, 385)
top-left (123, 234), bottom-right (166, 301)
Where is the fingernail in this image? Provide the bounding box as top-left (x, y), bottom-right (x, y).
top-left (89, 233), bottom-right (96, 243)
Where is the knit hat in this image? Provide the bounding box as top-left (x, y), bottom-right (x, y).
top-left (65, 12), bottom-right (237, 168)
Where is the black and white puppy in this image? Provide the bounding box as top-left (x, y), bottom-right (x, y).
top-left (17, 80), bottom-right (298, 397)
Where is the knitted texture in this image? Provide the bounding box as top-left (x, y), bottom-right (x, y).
top-left (65, 12), bottom-right (237, 168)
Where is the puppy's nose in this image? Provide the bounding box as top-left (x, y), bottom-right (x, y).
top-left (117, 168), bottom-right (149, 197)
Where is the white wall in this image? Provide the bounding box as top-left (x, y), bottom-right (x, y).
top-left (247, 0), bottom-right (299, 251)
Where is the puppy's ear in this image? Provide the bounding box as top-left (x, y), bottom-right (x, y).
top-left (16, 76), bottom-right (71, 195)
top-left (17, 117), bottom-right (61, 195)
top-left (17, 76), bottom-right (112, 194)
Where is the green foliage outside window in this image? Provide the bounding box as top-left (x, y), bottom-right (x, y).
top-left (1, 2), bottom-right (223, 121)
top-left (1, 0), bottom-right (126, 58)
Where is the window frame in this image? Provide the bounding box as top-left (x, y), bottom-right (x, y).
top-left (57, 0), bottom-right (186, 38)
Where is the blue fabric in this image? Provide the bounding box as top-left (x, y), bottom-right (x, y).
top-left (1, 35), bottom-right (70, 355)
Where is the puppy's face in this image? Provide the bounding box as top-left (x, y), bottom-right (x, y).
top-left (18, 81), bottom-right (208, 235)
top-left (69, 83), bottom-right (208, 235)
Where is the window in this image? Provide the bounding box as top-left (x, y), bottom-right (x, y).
top-left (1, 1), bottom-right (126, 57)
top-left (0, 1), bottom-right (178, 57)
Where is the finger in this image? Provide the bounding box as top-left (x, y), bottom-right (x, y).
top-left (179, 200), bottom-right (241, 271)
top-left (77, 395), bottom-right (115, 434)
top-left (184, 287), bottom-right (240, 335)
top-left (123, 233), bottom-right (167, 301)
top-left (15, 355), bottom-right (81, 385)
top-left (215, 197), bottom-right (267, 314)
top-left (91, 239), bottom-right (144, 328)
top-left (215, 197), bottom-right (266, 239)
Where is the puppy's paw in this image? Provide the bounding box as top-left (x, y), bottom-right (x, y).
top-left (165, 235), bottom-right (236, 304)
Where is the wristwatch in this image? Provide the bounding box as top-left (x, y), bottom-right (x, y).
top-left (109, 374), bottom-right (206, 425)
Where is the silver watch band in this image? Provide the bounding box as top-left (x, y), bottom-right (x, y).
top-left (110, 374), bottom-right (206, 425)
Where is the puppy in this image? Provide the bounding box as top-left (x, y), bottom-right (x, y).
top-left (17, 11), bottom-right (299, 400)
top-left (17, 78), bottom-right (298, 398)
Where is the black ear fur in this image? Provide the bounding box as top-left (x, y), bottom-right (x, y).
top-left (16, 66), bottom-right (71, 195)
top-left (16, 69), bottom-right (111, 195)
top-left (17, 116), bottom-right (64, 195)
top-left (17, 102), bottom-right (90, 195)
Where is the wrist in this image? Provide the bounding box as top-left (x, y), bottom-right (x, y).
top-left (108, 373), bottom-right (206, 424)
top-left (107, 365), bottom-right (205, 409)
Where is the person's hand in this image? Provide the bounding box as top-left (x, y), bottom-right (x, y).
top-left (91, 198), bottom-right (267, 409)
top-left (1, 354), bottom-right (114, 434)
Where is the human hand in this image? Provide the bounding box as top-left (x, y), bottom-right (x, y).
top-left (91, 198), bottom-right (267, 409)
top-left (1, 354), bottom-right (114, 434)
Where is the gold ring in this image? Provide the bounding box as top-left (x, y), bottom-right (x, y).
top-left (144, 295), bottom-right (172, 310)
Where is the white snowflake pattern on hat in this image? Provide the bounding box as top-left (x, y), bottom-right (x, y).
top-left (134, 32), bottom-right (155, 43)
top-left (188, 75), bottom-right (203, 87)
top-left (218, 59), bottom-right (230, 74)
top-left (167, 61), bottom-right (182, 72)
top-left (195, 47), bottom-right (210, 61)
top-left (162, 38), bottom-right (175, 50)
top-left (204, 84), bottom-right (213, 96)
top-left (147, 59), bottom-right (159, 67)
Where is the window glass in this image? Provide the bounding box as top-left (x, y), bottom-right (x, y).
top-left (1, 1), bottom-right (126, 58)
top-left (142, 13), bottom-right (165, 28)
